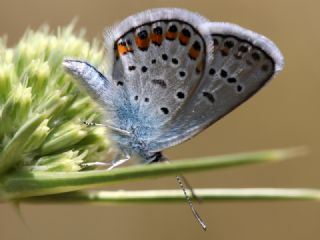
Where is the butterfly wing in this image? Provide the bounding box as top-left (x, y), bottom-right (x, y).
top-left (104, 8), bottom-right (212, 140)
top-left (65, 9), bottom-right (283, 156)
top-left (147, 22), bottom-right (284, 152)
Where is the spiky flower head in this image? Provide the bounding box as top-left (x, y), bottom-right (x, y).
top-left (0, 24), bottom-right (109, 175)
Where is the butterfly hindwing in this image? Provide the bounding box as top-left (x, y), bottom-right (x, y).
top-left (148, 22), bottom-right (284, 152)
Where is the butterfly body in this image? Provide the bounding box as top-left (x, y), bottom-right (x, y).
top-left (63, 8), bottom-right (284, 164)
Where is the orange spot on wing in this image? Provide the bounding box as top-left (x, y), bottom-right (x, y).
top-left (196, 61), bottom-right (204, 74)
top-left (165, 31), bottom-right (177, 40)
top-left (179, 33), bottom-right (190, 45)
top-left (188, 47), bottom-right (200, 60)
top-left (117, 43), bottom-right (132, 55)
top-left (221, 48), bottom-right (229, 56)
top-left (135, 37), bottom-right (150, 50)
top-left (150, 33), bottom-right (163, 46)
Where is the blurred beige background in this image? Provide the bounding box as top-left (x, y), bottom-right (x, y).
top-left (1, 0), bottom-right (320, 239)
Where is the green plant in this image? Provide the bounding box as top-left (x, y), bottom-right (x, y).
top-left (0, 25), bottom-right (319, 207)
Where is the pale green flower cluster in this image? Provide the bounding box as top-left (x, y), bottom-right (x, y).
top-left (0, 25), bottom-right (109, 175)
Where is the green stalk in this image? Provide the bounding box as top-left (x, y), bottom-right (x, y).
top-left (0, 148), bottom-right (302, 201)
top-left (22, 188), bottom-right (320, 204)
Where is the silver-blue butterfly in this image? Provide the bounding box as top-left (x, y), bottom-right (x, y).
top-left (63, 8), bottom-right (284, 168)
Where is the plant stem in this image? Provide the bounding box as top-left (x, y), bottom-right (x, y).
top-left (22, 188), bottom-right (320, 204)
top-left (0, 148), bottom-right (303, 201)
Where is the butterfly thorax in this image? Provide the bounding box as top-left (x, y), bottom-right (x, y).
top-left (107, 122), bottom-right (163, 162)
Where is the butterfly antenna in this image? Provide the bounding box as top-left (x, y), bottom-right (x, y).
top-left (81, 120), bottom-right (131, 136)
top-left (176, 175), bottom-right (207, 231)
top-left (160, 156), bottom-right (206, 230)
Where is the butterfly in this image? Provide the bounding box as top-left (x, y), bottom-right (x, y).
top-left (63, 8), bottom-right (284, 229)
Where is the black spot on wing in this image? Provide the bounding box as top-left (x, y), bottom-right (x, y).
top-left (202, 92), bottom-right (215, 103)
top-left (151, 79), bottom-right (167, 88)
top-left (161, 107), bottom-right (169, 114)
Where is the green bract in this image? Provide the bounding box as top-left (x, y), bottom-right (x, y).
top-left (0, 25), bottom-right (109, 176)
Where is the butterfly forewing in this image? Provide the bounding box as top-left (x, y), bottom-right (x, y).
top-left (105, 9), bottom-right (210, 139)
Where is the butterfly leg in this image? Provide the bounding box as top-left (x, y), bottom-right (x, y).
top-left (107, 152), bottom-right (131, 171)
top-left (80, 152), bottom-right (130, 170)
top-left (80, 161), bottom-right (111, 168)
